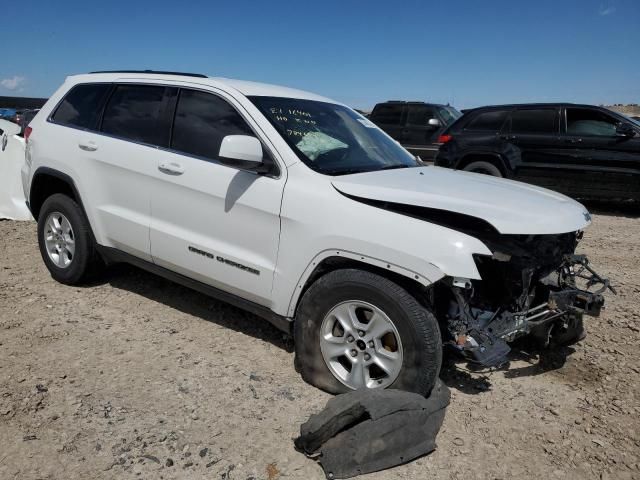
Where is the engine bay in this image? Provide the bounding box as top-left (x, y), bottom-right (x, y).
top-left (438, 231), bottom-right (614, 366)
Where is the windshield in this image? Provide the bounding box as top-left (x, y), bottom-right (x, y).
top-left (249, 96), bottom-right (418, 175)
top-left (624, 114), bottom-right (640, 127)
top-left (438, 106), bottom-right (462, 126)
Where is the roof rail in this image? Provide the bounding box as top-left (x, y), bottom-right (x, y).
top-left (89, 70), bottom-right (208, 78)
top-left (385, 100), bottom-right (426, 104)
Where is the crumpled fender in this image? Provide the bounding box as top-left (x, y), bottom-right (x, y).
top-left (294, 380), bottom-right (451, 479)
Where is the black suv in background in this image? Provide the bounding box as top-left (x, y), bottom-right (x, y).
top-left (369, 101), bottom-right (461, 161)
top-left (435, 104), bottom-right (640, 201)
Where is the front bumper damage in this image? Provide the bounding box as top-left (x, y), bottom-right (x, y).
top-left (443, 233), bottom-right (615, 367)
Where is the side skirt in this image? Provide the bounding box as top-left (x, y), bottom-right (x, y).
top-left (96, 245), bottom-right (293, 334)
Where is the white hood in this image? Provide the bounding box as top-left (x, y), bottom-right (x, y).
top-left (332, 166), bottom-right (591, 235)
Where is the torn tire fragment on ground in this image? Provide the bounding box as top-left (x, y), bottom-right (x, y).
top-left (294, 380), bottom-right (451, 479)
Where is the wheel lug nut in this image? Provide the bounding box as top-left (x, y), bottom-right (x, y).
top-left (358, 330), bottom-right (365, 337)
top-left (347, 335), bottom-right (354, 342)
top-left (350, 349), bottom-right (357, 357)
top-left (368, 341), bottom-right (374, 348)
top-left (364, 353), bottom-right (370, 361)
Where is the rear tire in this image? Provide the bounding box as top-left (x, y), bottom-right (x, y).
top-left (294, 269), bottom-right (442, 396)
top-left (463, 160), bottom-right (503, 177)
top-left (37, 194), bottom-right (103, 285)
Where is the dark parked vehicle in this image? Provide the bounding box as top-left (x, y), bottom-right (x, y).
top-left (370, 101), bottom-right (461, 161)
top-left (435, 103), bottom-right (640, 200)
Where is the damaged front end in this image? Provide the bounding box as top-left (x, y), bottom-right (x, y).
top-left (441, 231), bottom-right (614, 367)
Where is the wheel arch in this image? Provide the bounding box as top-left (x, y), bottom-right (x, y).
top-left (287, 250), bottom-right (446, 318)
top-left (458, 152), bottom-right (508, 176)
top-left (29, 167), bottom-right (84, 221)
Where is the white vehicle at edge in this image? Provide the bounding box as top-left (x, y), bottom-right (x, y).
top-left (22, 71), bottom-right (610, 395)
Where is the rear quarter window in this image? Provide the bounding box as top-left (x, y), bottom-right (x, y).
top-left (464, 110), bottom-right (508, 131)
top-left (51, 83), bottom-right (112, 130)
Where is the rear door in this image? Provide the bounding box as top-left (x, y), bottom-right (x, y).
top-left (149, 87), bottom-right (286, 306)
top-left (563, 107), bottom-right (640, 199)
top-left (48, 82), bottom-right (171, 261)
top-left (369, 104), bottom-right (405, 142)
top-left (94, 83), bottom-right (175, 260)
top-left (506, 107), bottom-right (574, 192)
top-left (402, 104), bottom-right (440, 161)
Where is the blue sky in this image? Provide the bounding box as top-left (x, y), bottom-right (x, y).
top-left (1, 0), bottom-right (638, 109)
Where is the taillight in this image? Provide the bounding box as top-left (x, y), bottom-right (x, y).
top-left (24, 126), bottom-right (32, 143)
top-left (437, 134), bottom-right (452, 144)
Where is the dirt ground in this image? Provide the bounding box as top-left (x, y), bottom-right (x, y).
top-left (1, 209), bottom-right (639, 480)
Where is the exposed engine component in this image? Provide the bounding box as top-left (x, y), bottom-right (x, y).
top-left (442, 232), bottom-right (614, 367)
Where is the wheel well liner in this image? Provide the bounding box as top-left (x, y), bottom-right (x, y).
top-left (30, 167), bottom-right (82, 220)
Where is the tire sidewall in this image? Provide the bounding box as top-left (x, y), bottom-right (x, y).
top-left (463, 160), bottom-right (503, 177)
top-left (37, 194), bottom-right (92, 284)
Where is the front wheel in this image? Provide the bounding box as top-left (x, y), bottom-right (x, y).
top-left (294, 269), bottom-right (442, 396)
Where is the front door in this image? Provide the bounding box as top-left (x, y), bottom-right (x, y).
top-left (563, 107), bottom-right (640, 199)
top-left (402, 104), bottom-right (441, 161)
top-left (149, 88), bottom-right (285, 306)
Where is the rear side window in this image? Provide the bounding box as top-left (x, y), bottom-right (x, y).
top-left (171, 89), bottom-right (254, 161)
top-left (101, 84), bottom-right (170, 146)
top-left (406, 105), bottom-right (436, 126)
top-left (51, 83), bottom-right (111, 130)
top-left (371, 105), bottom-right (403, 125)
top-left (510, 109), bottom-right (558, 134)
top-left (465, 110), bottom-right (508, 131)
top-left (566, 108), bottom-right (617, 136)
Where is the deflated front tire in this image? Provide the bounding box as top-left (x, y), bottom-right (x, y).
top-left (294, 269), bottom-right (442, 396)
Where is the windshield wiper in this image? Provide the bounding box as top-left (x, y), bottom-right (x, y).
top-left (379, 164), bottom-right (411, 171)
top-left (324, 164), bottom-right (412, 176)
top-left (323, 168), bottom-right (368, 176)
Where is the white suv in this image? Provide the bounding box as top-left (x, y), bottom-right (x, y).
top-left (22, 71), bottom-right (610, 395)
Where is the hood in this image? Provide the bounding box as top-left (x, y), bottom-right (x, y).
top-left (332, 166), bottom-right (591, 235)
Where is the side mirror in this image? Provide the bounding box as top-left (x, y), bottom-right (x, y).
top-left (218, 135), bottom-right (267, 172)
top-left (427, 118), bottom-right (442, 128)
top-left (616, 122), bottom-right (635, 137)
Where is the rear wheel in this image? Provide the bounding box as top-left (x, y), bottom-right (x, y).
top-left (463, 160), bottom-right (503, 177)
top-left (294, 269), bottom-right (442, 395)
top-left (37, 194), bottom-right (103, 285)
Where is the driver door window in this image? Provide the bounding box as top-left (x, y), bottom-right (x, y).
top-left (566, 108), bottom-right (617, 137)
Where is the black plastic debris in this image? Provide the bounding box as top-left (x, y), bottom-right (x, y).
top-left (295, 380), bottom-right (450, 479)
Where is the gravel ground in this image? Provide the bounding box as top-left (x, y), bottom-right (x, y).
top-left (1, 210), bottom-right (639, 480)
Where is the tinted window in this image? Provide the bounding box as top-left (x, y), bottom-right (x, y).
top-left (101, 85), bottom-right (169, 146)
top-left (406, 105), bottom-right (436, 126)
top-left (465, 110), bottom-right (508, 131)
top-left (371, 104), bottom-right (403, 125)
top-left (510, 109), bottom-right (557, 134)
top-left (171, 89), bottom-right (253, 161)
top-left (52, 83), bottom-right (111, 130)
top-left (566, 108), bottom-right (617, 136)
top-left (437, 106), bottom-right (462, 126)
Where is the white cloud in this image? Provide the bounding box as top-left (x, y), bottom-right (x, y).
top-left (0, 75), bottom-right (25, 91)
top-left (599, 5), bottom-right (616, 16)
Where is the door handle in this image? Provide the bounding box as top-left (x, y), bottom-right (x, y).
top-left (158, 162), bottom-right (185, 175)
top-left (564, 138), bottom-right (583, 144)
top-left (78, 140), bottom-right (97, 152)
top-left (499, 134), bottom-right (517, 141)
